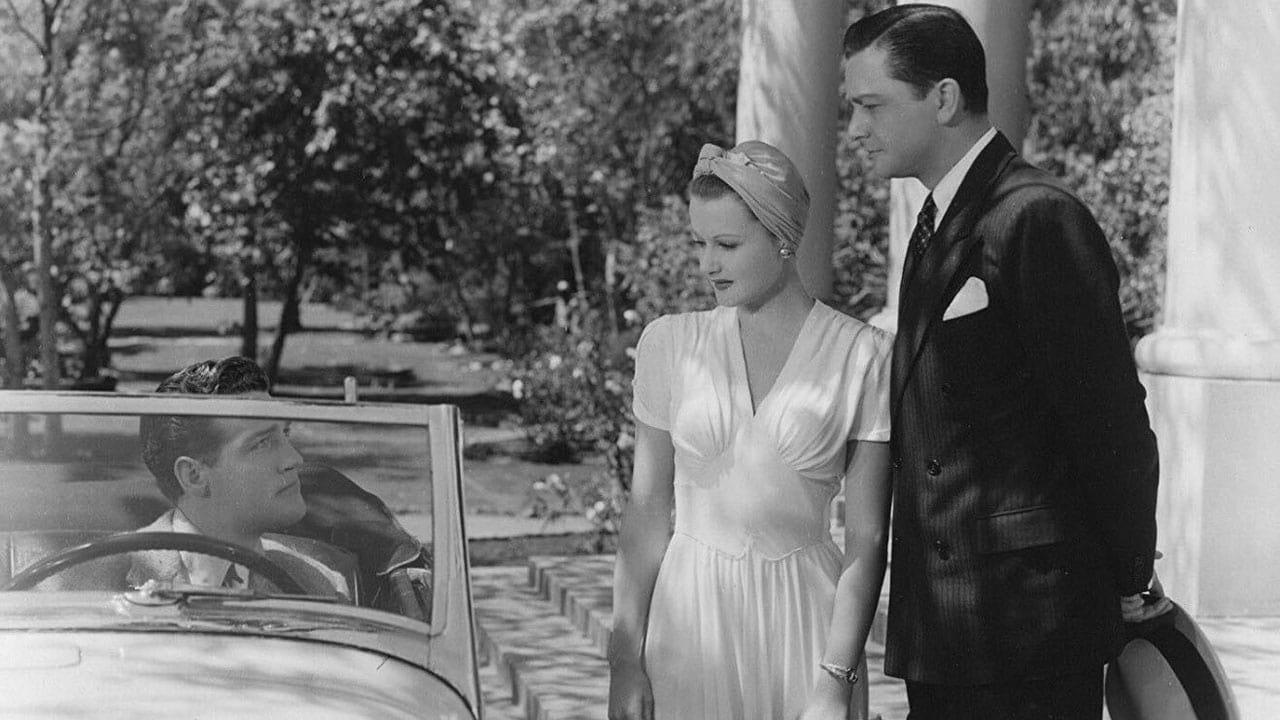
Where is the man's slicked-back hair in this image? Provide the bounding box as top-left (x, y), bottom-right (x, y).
top-left (843, 4), bottom-right (989, 115)
top-left (140, 356), bottom-right (270, 502)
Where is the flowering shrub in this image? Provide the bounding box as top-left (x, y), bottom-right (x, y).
top-left (525, 470), bottom-right (624, 536)
top-left (511, 296), bottom-right (641, 531)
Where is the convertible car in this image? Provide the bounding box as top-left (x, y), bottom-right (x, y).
top-left (0, 390), bottom-right (481, 719)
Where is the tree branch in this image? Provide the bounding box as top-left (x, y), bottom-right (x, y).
top-left (2, 0), bottom-right (46, 53)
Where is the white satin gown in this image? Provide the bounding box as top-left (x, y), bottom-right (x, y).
top-left (632, 301), bottom-right (892, 720)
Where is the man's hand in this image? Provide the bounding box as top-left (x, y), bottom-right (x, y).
top-left (1121, 567), bottom-right (1173, 623)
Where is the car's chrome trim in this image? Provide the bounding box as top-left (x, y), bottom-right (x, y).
top-left (0, 390), bottom-right (433, 425)
top-left (0, 592), bottom-right (434, 653)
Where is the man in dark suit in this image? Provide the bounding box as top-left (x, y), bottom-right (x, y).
top-left (841, 6), bottom-right (1169, 718)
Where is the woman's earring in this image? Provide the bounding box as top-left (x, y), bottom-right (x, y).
top-left (779, 246), bottom-right (796, 260)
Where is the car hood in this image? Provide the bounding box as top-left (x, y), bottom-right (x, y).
top-left (0, 591), bottom-right (435, 663)
top-left (0, 592), bottom-right (477, 719)
top-left (0, 632), bottom-right (474, 719)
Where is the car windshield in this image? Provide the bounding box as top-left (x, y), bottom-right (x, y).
top-left (0, 397), bottom-right (441, 626)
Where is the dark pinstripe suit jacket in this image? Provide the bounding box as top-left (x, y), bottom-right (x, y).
top-left (884, 132), bottom-right (1160, 685)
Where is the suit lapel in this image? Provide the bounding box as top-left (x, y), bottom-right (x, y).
top-left (892, 133), bottom-right (1018, 415)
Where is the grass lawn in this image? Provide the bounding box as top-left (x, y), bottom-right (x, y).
top-left (111, 332), bottom-right (507, 391)
top-left (113, 296), bottom-right (363, 334)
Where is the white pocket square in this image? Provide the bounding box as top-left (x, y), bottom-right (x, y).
top-left (943, 277), bottom-right (989, 320)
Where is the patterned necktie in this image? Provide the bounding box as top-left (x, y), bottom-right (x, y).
top-left (909, 194), bottom-right (937, 259)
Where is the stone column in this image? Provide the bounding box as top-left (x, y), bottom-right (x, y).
top-left (1134, 0), bottom-right (1280, 616)
top-left (869, 0), bottom-right (1032, 331)
top-left (736, 0), bottom-right (844, 300)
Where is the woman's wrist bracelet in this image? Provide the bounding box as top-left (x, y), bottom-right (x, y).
top-left (819, 661), bottom-right (859, 685)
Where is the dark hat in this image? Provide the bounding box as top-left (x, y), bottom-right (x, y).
top-left (1105, 601), bottom-right (1241, 720)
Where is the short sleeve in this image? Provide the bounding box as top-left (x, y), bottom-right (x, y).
top-left (848, 327), bottom-right (892, 442)
top-left (631, 316), bottom-right (674, 431)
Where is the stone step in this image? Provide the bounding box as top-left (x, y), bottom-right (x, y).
top-left (477, 654), bottom-right (525, 720)
top-left (472, 565), bottom-right (610, 720)
top-left (529, 555), bottom-right (615, 657)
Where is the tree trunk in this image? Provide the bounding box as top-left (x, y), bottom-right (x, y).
top-left (265, 241), bottom-right (311, 386)
top-left (0, 266), bottom-right (31, 458)
top-left (81, 290), bottom-right (122, 380)
top-left (603, 238), bottom-right (619, 338)
top-left (81, 285), bottom-right (102, 380)
top-left (449, 280), bottom-right (476, 346)
top-left (32, 148), bottom-right (60, 391)
top-left (566, 203), bottom-right (587, 300)
top-left (30, 2), bottom-right (62, 396)
top-left (241, 263), bottom-right (259, 360)
top-left (0, 266), bottom-right (25, 389)
top-left (31, 142), bottom-right (62, 447)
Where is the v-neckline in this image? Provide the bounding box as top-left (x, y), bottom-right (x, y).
top-left (729, 300), bottom-right (820, 418)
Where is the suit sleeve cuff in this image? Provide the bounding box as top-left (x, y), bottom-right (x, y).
top-left (1118, 553), bottom-right (1153, 596)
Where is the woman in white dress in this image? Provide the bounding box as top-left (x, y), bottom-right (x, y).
top-left (608, 140), bottom-right (893, 720)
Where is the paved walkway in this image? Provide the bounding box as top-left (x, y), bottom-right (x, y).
top-left (470, 552), bottom-right (1280, 720)
top-left (1196, 616), bottom-right (1280, 718)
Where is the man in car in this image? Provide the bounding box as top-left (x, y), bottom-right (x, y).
top-left (127, 356), bottom-right (351, 598)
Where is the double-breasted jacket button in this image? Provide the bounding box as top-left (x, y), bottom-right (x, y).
top-left (940, 382), bottom-right (953, 395)
top-left (934, 539), bottom-right (952, 560)
top-left (926, 459), bottom-right (942, 476)
top-left (891, 456), bottom-right (903, 471)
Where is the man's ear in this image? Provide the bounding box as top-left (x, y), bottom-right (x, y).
top-left (935, 78), bottom-right (964, 125)
top-left (173, 456), bottom-right (212, 498)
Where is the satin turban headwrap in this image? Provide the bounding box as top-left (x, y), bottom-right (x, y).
top-left (692, 141), bottom-right (811, 250)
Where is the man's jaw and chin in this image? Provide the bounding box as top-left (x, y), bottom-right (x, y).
top-left (269, 483), bottom-right (308, 529)
top-left (861, 150), bottom-right (905, 181)
top-left (184, 488), bottom-right (307, 545)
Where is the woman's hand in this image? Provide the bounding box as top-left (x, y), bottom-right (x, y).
top-left (796, 671), bottom-right (853, 720)
top-left (608, 661), bottom-right (655, 720)
top-left (607, 420), bottom-right (673, 720)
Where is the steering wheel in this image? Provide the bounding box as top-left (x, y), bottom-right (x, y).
top-left (2, 531), bottom-right (306, 594)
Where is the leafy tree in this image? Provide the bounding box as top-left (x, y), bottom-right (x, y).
top-left (1, 0), bottom-right (191, 384)
top-left (177, 0), bottom-right (520, 381)
top-left (0, 0), bottom-right (86, 390)
top-left (477, 0), bottom-right (740, 327)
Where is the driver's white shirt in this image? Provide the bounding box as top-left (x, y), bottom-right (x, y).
top-left (170, 509), bottom-right (250, 588)
top-left (129, 508), bottom-right (350, 598)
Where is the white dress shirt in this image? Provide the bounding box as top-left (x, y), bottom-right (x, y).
top-left (928, 126), bottom-right (998, 230)
top-left (171, 509), bottom-right (250, 588)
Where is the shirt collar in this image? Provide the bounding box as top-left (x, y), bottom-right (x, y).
top-left (172, 509), bottom-right (248, 588)
top-left (928, 126), bottom-right (998, 231)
